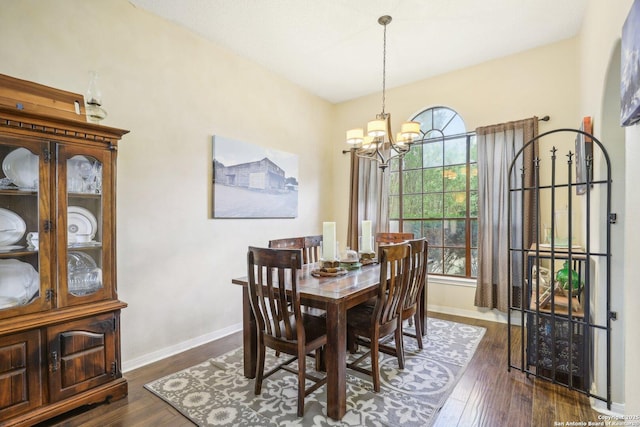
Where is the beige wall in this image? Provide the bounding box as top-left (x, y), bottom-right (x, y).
top-left (0, 0), bottom-right (335, 368)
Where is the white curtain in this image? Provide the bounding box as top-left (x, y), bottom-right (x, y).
top-left (474, 118), bottom-right (537, 312)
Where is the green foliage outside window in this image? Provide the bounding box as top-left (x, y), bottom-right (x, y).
top-left (389, 106), bottom-right (478, 278)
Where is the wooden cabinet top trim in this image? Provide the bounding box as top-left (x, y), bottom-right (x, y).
top-left (0, 300), bottom-right (128, 335)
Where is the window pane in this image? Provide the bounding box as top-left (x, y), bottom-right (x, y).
top-left (423, 193), bottom-right (443, 218)
top-left (444, 219), bottom-right (466, 246)
top-left (389, 220), bottom-right (400, 233)
top-left (424, 220), bottom-right (443, 246)
top-left (444, 114), bottom-right (466, 136)
top-left (471, 219), bottom-right (478, 247)
top-left (428, 247), bottom-right (443, 274)
top-left (444, 192), bottom-right (466, 217)
top-left (469, 191), bottom-right (478, 217)
top-left (443, 165), bottom-right (466, 191)
top-left (402, 194), bottom-right (422, 219)
top-left (422, 141), bottom-right (443, 167)
top-left (471, 248), bottom-right (478, 277)
top-left (413, 109), bottom-right (433, 131)
top-left (444, 137), bottom-right (466, 165)
top-left (403, 220), bottom-right (422, 238)
top-left (389, 195), bottom-right (400, 219)
top-left (423, 167), bottom-right (443, 192)
top-left (389, 171), bottom-right (400, 195)
top-left (403, 170), bottom-right (422, 194)
top-left (404, 144), bottom-right (422, 169)
top-left (390, 156), bottom-right (400, 172)
top-left (433, 108), bottom-right (455, 130)
top-left (469, 164), bottom-right (478, 190)
top-left (444, 248), bottom-right (466, 275)
top-left (470, 135), bottom-right (477, 162)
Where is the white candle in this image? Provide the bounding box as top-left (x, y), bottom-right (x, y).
top-left (322, 222), bottom-right (336, 260)
top-left (361, 220), bottom-right (372, 253)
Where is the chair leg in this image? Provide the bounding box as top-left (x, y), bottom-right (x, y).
top-left (254, 337), bottom-right (266, 395)
top-left (395, 326), bottom-right (405, 370)
top-left (347, 329), bottom-right (358, 353)
top-left (371, 341), bottom-right (381, 392)
top-left (297, 350), bottom-right (306, 417)
top-left (315, 346), bottom-right (326, 372)
top-left (414, 313), bottom-right (423, 349)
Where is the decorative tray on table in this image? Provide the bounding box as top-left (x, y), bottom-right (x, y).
top-left (311, 266), bottom-right (348, 277)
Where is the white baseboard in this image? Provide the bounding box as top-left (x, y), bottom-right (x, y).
top-left (428, 304), bottom-right (523, 325)
top-left (122, 306), bottom-right (522, 373)
top-left (122, 322), bottom-right (242, 372)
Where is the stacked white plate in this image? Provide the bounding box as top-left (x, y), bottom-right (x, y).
top-left (0, 259), bottom-right (40, 307)
top-left (68, 206), bottom-right (97, 243)
top-left (2, 147), bottom-right (38, 190)
top-left (0, 208), bottom-right (26, 250)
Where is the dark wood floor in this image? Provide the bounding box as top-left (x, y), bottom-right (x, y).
top-left (39, 312), bottom-right (602, 427)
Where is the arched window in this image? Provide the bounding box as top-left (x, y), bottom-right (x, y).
top-left (389, 106), bottom-right (478, 278)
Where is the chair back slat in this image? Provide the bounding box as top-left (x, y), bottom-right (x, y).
top-left (304, 235), bottom-right (322, 264)
top-left (404, 238), bottom-right (428, 311)
top-left (248, 247), bottom-right (303, 342)
top-left (376, 243), bottom-right (412, 328)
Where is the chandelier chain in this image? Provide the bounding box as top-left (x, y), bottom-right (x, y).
top-left (381, 20), bottom-right (387, 116)
top-left (344, 15), bottom-right (421, 170)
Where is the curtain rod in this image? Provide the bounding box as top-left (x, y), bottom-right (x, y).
top-left (539, 115), bottom-right (550, 121)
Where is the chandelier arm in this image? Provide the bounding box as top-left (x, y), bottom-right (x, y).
top-left (376, 144), bottom-right (387, 164)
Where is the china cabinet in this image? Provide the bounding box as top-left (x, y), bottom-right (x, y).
top-left (0, 75), bottom-right (128, 426)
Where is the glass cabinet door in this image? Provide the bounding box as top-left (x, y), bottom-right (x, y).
top-left (57, 145), bottom-right (113, 307)
top-left (0, 136), bottom-right (52, 319)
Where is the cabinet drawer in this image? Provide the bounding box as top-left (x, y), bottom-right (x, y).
top-left (0, 329), bottom-right (41, 419)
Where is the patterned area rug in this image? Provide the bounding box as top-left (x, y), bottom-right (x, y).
top-left (144, 318), bottom-right (485, 426)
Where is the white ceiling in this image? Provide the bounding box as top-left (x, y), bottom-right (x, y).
top-left (128, 0), bottom-right (588, 104)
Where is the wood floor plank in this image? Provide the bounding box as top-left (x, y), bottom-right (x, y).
top-left (36, 313), bottom-right (602, 427)
top-left (506, 376), bottom-right (533, 427)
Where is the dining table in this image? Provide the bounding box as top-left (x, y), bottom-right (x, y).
top-left (231, 261), bottom-right (427, 420)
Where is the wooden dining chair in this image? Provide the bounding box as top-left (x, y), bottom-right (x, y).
top-left (247, 246), bottom-right (327, 416)
top-left (402, 238), bottom-right (429, 345)
top-left (303, 235), bottom-right (322, 264)
top-left (379, 238), bottom-right (428, 357)
top-left (375, 232), bottom-right (414, 244)
top-left (269, 236), bottom-right (326, 320)
top-left (346, 242), bottom-right (412, 392)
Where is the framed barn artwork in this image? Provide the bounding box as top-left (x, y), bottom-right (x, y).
top-left (211, 135), bottom-right (298, 218)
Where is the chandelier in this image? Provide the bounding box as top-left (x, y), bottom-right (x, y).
top-left (345, 15), bottom-right (422, 170)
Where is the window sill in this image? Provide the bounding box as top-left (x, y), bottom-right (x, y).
top-left (428, 275), bottom-right (477, 288)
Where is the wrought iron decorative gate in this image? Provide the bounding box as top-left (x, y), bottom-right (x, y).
top-left (507, 128), bottom-right (613, 409)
